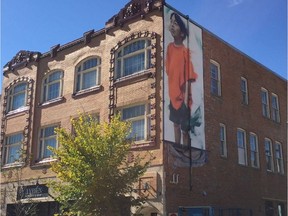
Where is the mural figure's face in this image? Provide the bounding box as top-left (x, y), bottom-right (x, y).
top-left (169, 14), bottom-right (183, 40)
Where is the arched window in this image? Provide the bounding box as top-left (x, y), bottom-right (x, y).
top-left (75, 57), bottom-right (101, 92)
top-left (8, 82), bottom-right (28, 112)
top-left (42, 70), bottom-right (63, 102)
top-left (115, 39), bottom-right (151, 79)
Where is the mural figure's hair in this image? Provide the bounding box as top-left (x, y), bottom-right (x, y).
top-left (170, 12), bottom-right (188, 40)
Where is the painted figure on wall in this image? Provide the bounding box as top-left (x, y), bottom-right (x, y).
top-left (165, 12), bottom-right (198, 146)
top-left (164, 5), bottom-right (204, 151)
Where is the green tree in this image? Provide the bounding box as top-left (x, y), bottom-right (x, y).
top-left (49, 114), bottom-right (152, 216)
top-left (2, 165), bottom-right (38, 216)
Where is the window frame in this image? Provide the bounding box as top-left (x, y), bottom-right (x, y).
top-left (120, 103), bottom-right (151, 143)
top-left (75, 57), bottom-right (101, 93)
top-left (264, 138), bottom-right (274, 172)
top-left (261, 88), bottom-right (270, 118)
top-left (249, 132), bottom-right (259, 168)
top-left (240, 77), bottom-right (248, 105)
top-left (275, 142), bottom-right (284, 174)
top-left (7, 82), bottom-right (28, 112)
top-left (220, 123), bottom-right (227, 158)
top-left (3, 133), bottom-right (23, 165)
top-left (42, 70), bottom-right (64, 103)
top-left (271, 93), bottom-right (280, 123)
top-left (237, 128), bottom-right (247, 166)
top-left (210, 60), bottom-right (221, 96)
top-left (38, 124), bottom-right (59, 162)
top-left (115, 38), bottom-right (152, 80)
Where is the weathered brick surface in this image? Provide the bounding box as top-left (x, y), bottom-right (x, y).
top-left (0, 7), bottom-right (286, 216)
top-left (165, 30), bottom-right (287, 216)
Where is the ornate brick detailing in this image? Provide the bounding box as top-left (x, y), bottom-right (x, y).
top-left (105, 0), bottom-right (163, 30)
top-left (109, 31), bottom-right (157, 122)
top-left (3, 50), bottom-right (40, 72)
top-left (0, 77), bottom-right (34, 166)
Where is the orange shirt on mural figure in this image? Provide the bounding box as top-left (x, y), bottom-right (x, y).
top-left (166, 42), bottom-right (198, 110)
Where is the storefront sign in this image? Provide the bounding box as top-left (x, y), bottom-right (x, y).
top-left (17, 184), bottom-right (48, 200)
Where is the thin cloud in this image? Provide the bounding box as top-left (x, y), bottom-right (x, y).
top-left (228, 0), bottom-right (244, 7)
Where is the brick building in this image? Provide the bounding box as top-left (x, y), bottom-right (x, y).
top-left (0, 0), bottom-right (286, 216)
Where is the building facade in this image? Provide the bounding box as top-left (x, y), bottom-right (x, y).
top-left (1, 0), bottom-right (286, 216)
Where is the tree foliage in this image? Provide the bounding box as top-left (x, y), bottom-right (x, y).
top-left (2, 167), bottom-right (39, 216)
top-left (49, 114), bottom-right (152, 215)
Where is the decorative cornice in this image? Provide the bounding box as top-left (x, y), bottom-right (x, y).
top-left (105, 0), bottom-right (163, 30)
top-left (3, 50), bottom-right (40, 73)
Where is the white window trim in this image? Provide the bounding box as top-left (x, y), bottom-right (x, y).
top-left (271, 93), bottom-right (280, 122)
top-left (41, 70), bottom-right (64, 103)
top-left (7, 82), bottom-right (28, 112)
top-left (210, 60), bottom-right (221, 96)
top-left (120, 103), bottom-right (151, 143)
top-left (220, 123), bottom-right (227, 157)
top-left (38, 124), bottom-right (59, 162)
top-left (3, 133), bottom-right (23, 165)
top-left (275, 141), bottom-right (284, 174)
top-left (75, 57), bottom-right (101, 93)
top-left (261, 88), bottom-right (270, 118)
top-left (264, 138), bottom-right (274, 172)
top-left (241, 77), bottom-right (248, 105)
top-left (115, 38), bottom-right (151, 79)
top-left (237, 128), bottom-right (247, 166)
top-left (249, 132), bottom-right (259, 168)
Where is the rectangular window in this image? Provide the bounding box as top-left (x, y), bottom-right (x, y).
top-left (210, 61), bottom-right (221, 96)
top-left (275, 142), bottom-right (284, 174)
top-left (3, 133), bottom-right (23, 164)
top-left (220, 124), bottom-right (227, 157)
top-left (237, 129), bottom-right (247, 165)
top-left (39, 125), bottom-right (58, 160)
top-left (265, 138), bottom-right (274, 172)
top-left (249, 133), bottom-right (259, 168)
top-left (271, 94), bottom-right (280, 122)
top-left (261, 88), bottom-right (270, 118)
top-left (121, 104), bottom-right (150, 142)
top-left (241, 77), bottom-right (248, 104)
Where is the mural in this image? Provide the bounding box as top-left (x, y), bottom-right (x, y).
top-left (163, 5), bottom-right (205, 160)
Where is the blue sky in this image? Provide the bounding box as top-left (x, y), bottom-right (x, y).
top-left (1, 0), bottom-right (287, 91)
